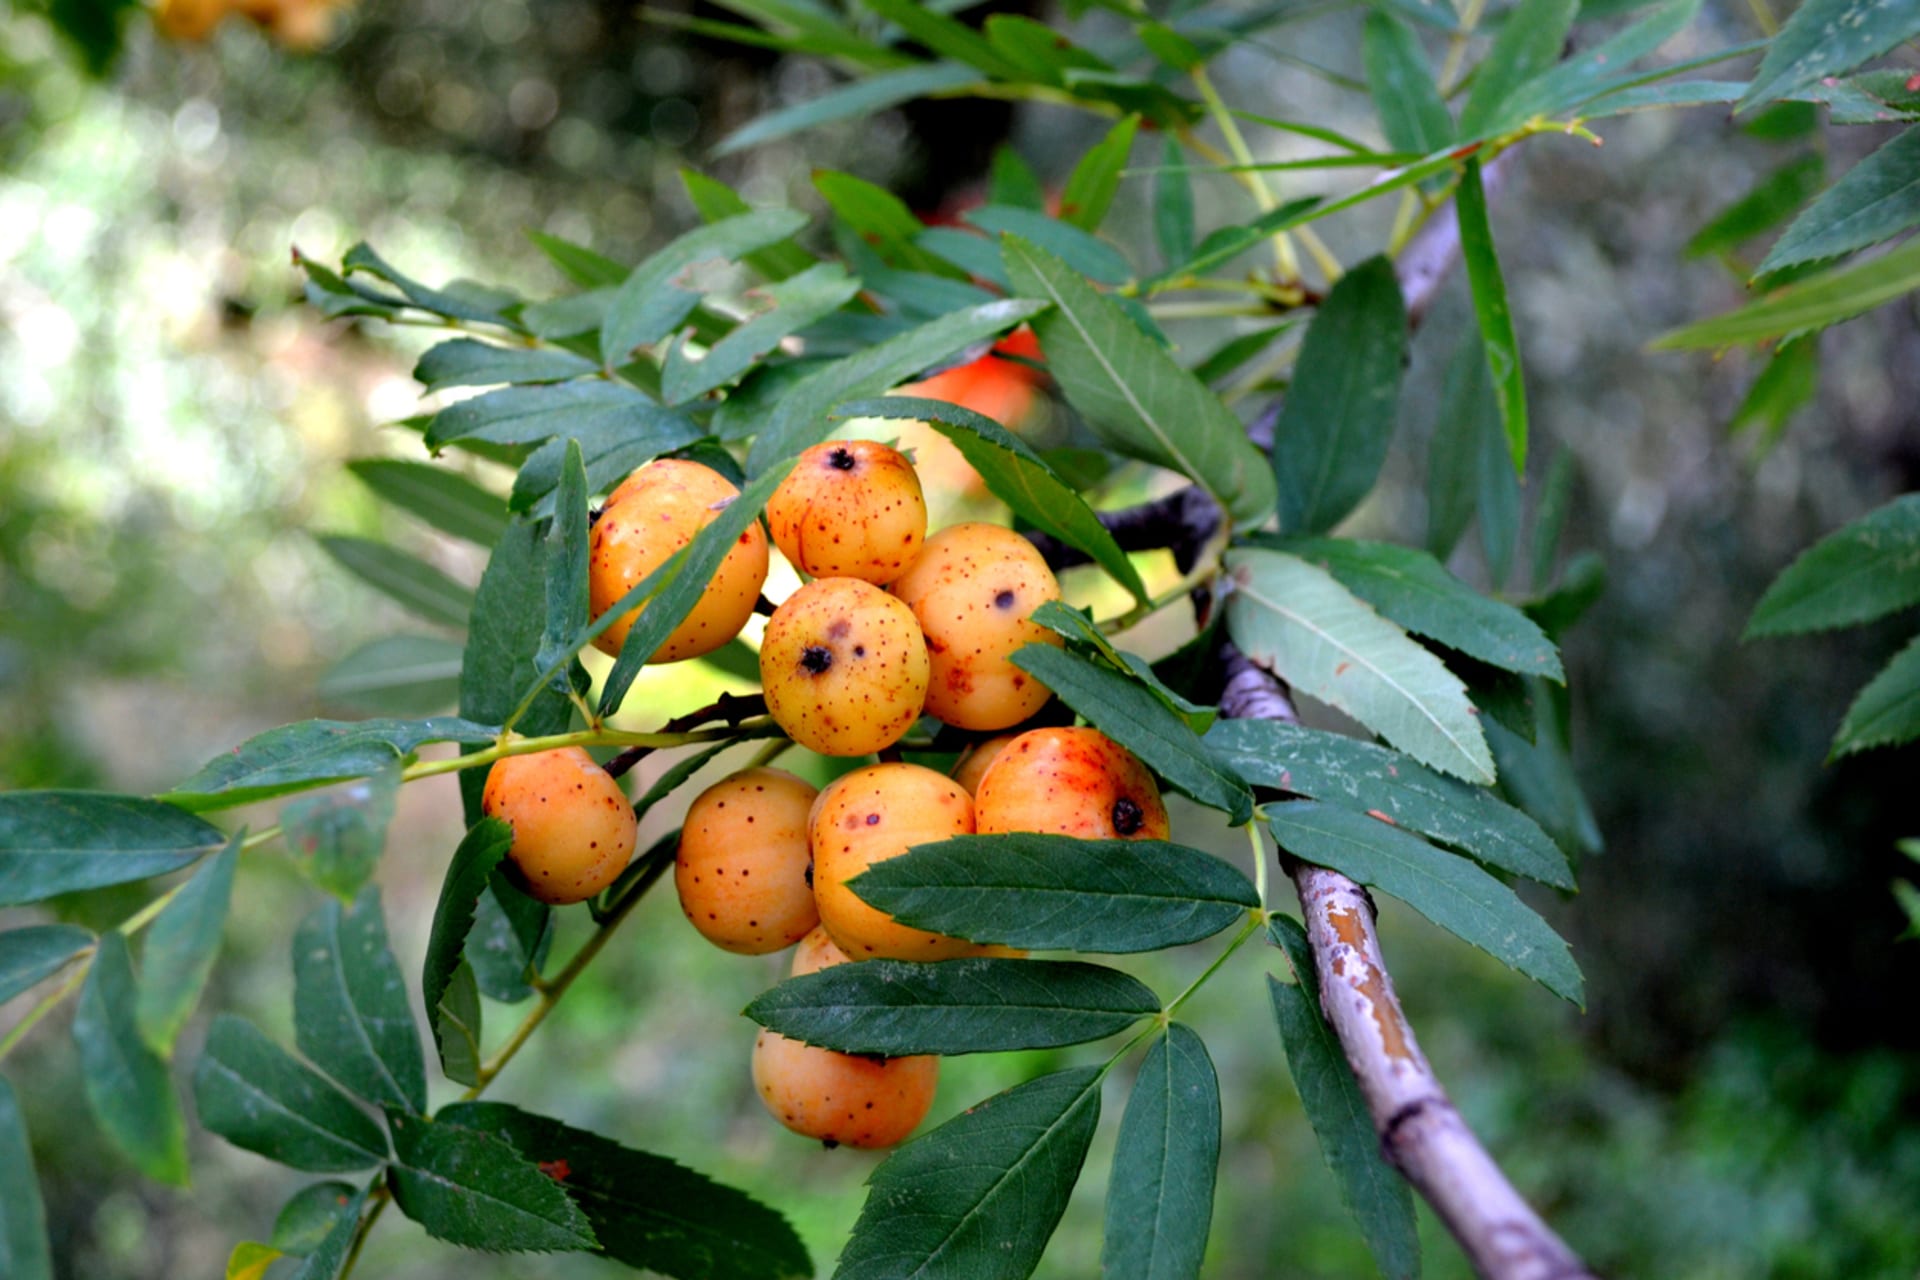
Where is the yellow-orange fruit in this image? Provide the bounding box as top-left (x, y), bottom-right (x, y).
top-left (811, 763), bottom-right (980, 959)
top-left (155, 0), bottom-right (229, 40)
top-left (750, 1027), bottom-right (937, 1149)
top-left (974, 727), bottom-right (1170, 840)
top-left (767, 440), bottom-right (927, 584)
top-left (675, 769), bottom-right (819, 954)
top-left (789, 924), bottom-right (852, 977)
top-left (481, 747), bottom-right (637, 905)
top-left (760, 578), bottom-right (930, 756)
top-left (891, 523), bottom-right (1063, 731)
top-left (951, 733), bottom-right (1020, 797)
top-left (588, 459), bottom-right (768, 663)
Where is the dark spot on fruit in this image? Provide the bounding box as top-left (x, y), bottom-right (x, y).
top-left (1112, 797), bottom-right (1146, 836)
top-left (994, 590), bottom-right (1016, 610)
top-left (804, 863), bottom-right (814, 888)
top-left (822, 1138), bottom-right (841, 1150)
top-left (866, 813), bottom-right (881, 825)
top-left (801, 646), bottom-right (833, 675)
top-left (828, 447), bottom-right (856, 471)
top-left (854, 644), bottom-right (866, 657)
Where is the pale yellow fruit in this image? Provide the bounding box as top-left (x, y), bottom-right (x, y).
top-left (767, 440), bottom-right (927, 585)
top-left (481, 747), bottom-right (637, 905)
top-left (760, 578), bottom-right (930, 757)
top-left (675, 769), bottom-right (819, 955)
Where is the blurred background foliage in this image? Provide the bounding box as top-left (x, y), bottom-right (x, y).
top-left (1, 0), bottom-right (1918, 1275)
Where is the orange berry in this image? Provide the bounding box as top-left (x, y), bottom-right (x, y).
top-left (481, 747), bottom-right (637, 905)
top-left (767, 440), bottom-right (928, 584)
top-left (675, 769), bottom-right (819, 955)
top-left (789, 924), bottom-right (853, 977)
top-left (950, 733), bottom-right (1020, 797)
top-left (760, 578), bottom-right (930, 756)
top-left (810, 763), bottom-right (981, 960)
top-left (974, 727), bottom-right (1170, 840)
top-left (750, 1027), bottom-right (937, 1149)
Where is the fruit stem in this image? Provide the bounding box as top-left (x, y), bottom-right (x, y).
top-left (1248, 819), bottom-right (1271, 909)
top-left (403, 725), bottom-right (738, 785)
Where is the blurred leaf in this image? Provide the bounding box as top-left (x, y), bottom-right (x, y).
top-left (1457, 161), bottom-right (1528, 475)
top-left (856, 265), bottom-right (997, 318)
top-left (1154, 199), bottom-right (1321, 282)
top-left (1154, 137), bottom-right (1197, 268)
top-left (816, 171), bottom-right (962, 278)
top-left (858, 0), bottom-right (1023, 77)
top-left (990, 145), bottom-right (1047, 209)
top-left (662, 264), bottom-right (862, 404)
top-left (1496, 0), bottom-right (1702, 124)
top-left (316, 535), bottom-right (473, 630)
top-left (272, 1183), bottom-right (361, 1254)
top-left (1528, 449), bottom-right (1578, 593)
top-left (1740, 0), bottom-right (1920, 110)
top-left (294, 889), bottom-right (426, 1115)
top-left (1224, 549), bottom-right (1495, 784)
top-left (1102, 1024), bottom-right (1220, 1280)
top-left (439, 1101), bottom-right (812, 1280)
top-left (1743, 100), bottom-right (1823, 138)
top-left (679, 171), bottom-right (819, 281)
top-left (193, 1015), bottom-right (389, 1172)
top-left (317, 634), bottom-right (463, 717)
top-left (1003, 235), bottom-right (1275, 526)
top-left (1762, 128), bottom-right (1920, 274)
top-left (283, 769), bottom-right (401, 903)
top-left (915, 228), bottom-right (1011, 288)
top-left (224, 1242), bottom-right (281, 1280)
top-left (535, 440), bottom-right (590, 696)
top-left (522, 289), bottom-right (615, 340)
top-left (1458, 0), bottom-right (1579, 138)
top-left (422, 819), bottom-right (514, 1084)
top-left (1821, 68), bottom-right (1920, 123)
top-left (696, 0), bottom-right (917, 67)
top-left (0, 924), bottom-right (93, 1004)
top-left (1476, 353), bottom-right (1524, 589)
top-left (1208, 720), bottom-right (1573, 888)
top-left (1265, 918), bottom-right (1419, 1280)
top-left (717, 62), bottom-right (980, 154)
top-left (166, 718), bottom-right (492, 811)
top-left (1522, 550), bottom-right (1607, 637)
top-left (1654, 233), bottom-right (1920, 349)
top-left (0, 1076), bottom-right (53, 1280)
top-left (1364, 12), bottom-right (1454, 157)
top-left (1271, 256), bottom-right (1409, 533)
top-left (1446, 647), bottom-right (1538, 742)
top-left (1028, 601), bottom-right (1216, 730)
top-left (1686, 156), bottom-right (1826, 259)
top-left (1058, 114), bottom-right (1141, 232)
top-left (849, 834), bottom-right (1257, 953)
top-left (987, 13), bottom-right (1112, 83)
top-left (746, 957), bottom-right (1159, 1055)
top-left (1265, 801), bottom-right (1582, 1002)
top-left (833, 397), bottom-right (1150, 603)
top-left (1139, 19), bottom-right (1206, 69)
top-left (968, 205), bottom-right (1133, 284)
top-left (74, 932), bottom-right (189, 1184)
top-left (285, 1187), bottom-right (366, 1280)
top-left (836, 1068), bottom-right (1101, 1280)
top-left (411, 341), bottom-right (596, 394)
top-left (1268, 538), bottom-right (1564, 680)
top-left (1192, 324), bottom-right (1296, 385)
top-left (347, 460), bottom-right (510, 549)
top-left (1745, 494), bottom-right (1920, 637)
top-left (343, 244), bottom-right (517, 328)
top-left (1012, 646), bottom-right (1255, 821)
top-left (0, 793), bottom-right (224, 908)
top-left (1833, 633), bottom-right (1920, 757)
top-left (1487, 685), bottom-right (1603, 857)
top-left (434, 963), bottom-right (484, 1089)
top-left (467, 875), bottom-right (552, 1004)
top-left (1728, 338), bottom-right (1820, 443)
top-left (526, 230), bottom-right (627, 288)
top-left (386, 1110), bottom-right (597, 1253)
top-left (601, 209), bottom-right (810, 365)
top-left (135, 833), bottom-right (238, 1056)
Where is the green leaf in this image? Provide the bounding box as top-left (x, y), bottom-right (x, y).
top-left (1192, 323), bottom-right (1297, 386)
top-left (318, 634), bottom-right (463, 717)
top-left (343, 243), bottom-right (517, 327)
top-left (1745, 494), bottom-right (1920, 637)
top-left (1152, 199), bottom-right (1322, 284)
top-left (386, 1110), bottom-right (598, 1253)
top-left (1763, 128), bottom-right (1920, 274)
top-left (662, 264), bottom-right (862, 405)
top-left (1002, 235), bottom-right (1275, 527)
top-left (600, 209), bottom-right (811, 365)
top-left (347, 460), bottom-right (510, 548)
top-left (1486, 688), bottom-right (1603, 857)
top-left (1833, 632), bottom-right (1920, 757)
top-left (422, 819), bottom-right (515, 1082)
top-left (285, 1187), bottom-right (366, 1280)
top-left (165, 717), bottom-right (493, 811)
top-left (856, 0), bottom-right (1024, 78)
top-left (745, 957), bottom-right (1159, 1056)
top-left (1028, 601), bottom-right (1217, 731)
top-left (680, 171), bottom-right (820, 281)
top-left (986, 14), bottom-right (1112, 84)
top-left (427, 381), bottom-right (679, 450)
top-left (835, 1068), bottom-right (1101, 1280)
top-left (1153, 137), bottom-right (1196, 268)
top-left (1364, 12), bottom-right (1454, 158)
top-left (1740, 0), bottom-right (1920, 110)
top-left (536, 440), bottom-right (591, 695)
top-left (0, 793), bottom-right (225, 908)
top-left (74, 932), bottom-right (189, 1184)
top-left (1426, 322), bottom-right (1499, 561)
top-left (1205, 720), bottom-right (1572, 888)
top-left (294, 889), bottom-right (427, 1115)
top-left (1265, 918), bottom-right (1419, 1280)
top-left (439, 1101), bottom-right (813, 1280)
top-left (1101, 1024), bottom-right (1221, 1280)
top-left (967, 205), bottom-right (1133, 284)
top-left (990, 145), bottom-right (1046, 209)
top-left (1265, 801), bottom-right (1582, 1002)
top-left (1729, 338), bottom-right (1820, 444)
top-left (0, 1076), bottom-right (54, 1280)
top-left (745, 297), bottom-right (1046, 472)
top-left (1457, 0), bottom-right (1579, 138)
top-left (433, 962), bottom-right (484, 1089)
top-left (1475, 365), bottom-right (1523, 589)
top-left (817, 171), bottom-right (962, 278)
top-left (1495, 0), bottom-right (1702, 125)
top-left (527, 230), bottom-right (626, 288)
top-left (831, 396), bottom-right (1150, 604)
top-left (271, 1182), bottom-right (362, 1254)
top-left (717, 61), bottom-right (981, 154)
top-left (467, 875), bottom-right (551, 1004)
top-left (1654, 234), bottom-right (1920, 349)
top-left (316, 535), bottom-right (474, 630)
top-left (283, 769), bottom-right (401, 902)
top-left (412, 340), bottom-right (597, 394)
top-left (1223, 548), bottom-right (1495, 784)
top-left (1268, 537), bottom-right (1564, 680)
top-left (1271, 256), bottom-right (1409, 534)
top-left (1457, 160), bottom-right (1527, 475)
top-left (849, 834), bottom-right (1256, 953)
top-left (1011, 645), bottom-right (1255, 822)
top-left (135, 833), bottom-right (238, 1056)
top-left (192, 1015), bottom-right (389, 1172)
top-left (1058, 114), bottom-right (1141, 232)
top-left (1686, 155), bottom-right (1827, 259)
top-left (0, 924), bottom-right (93, 1004)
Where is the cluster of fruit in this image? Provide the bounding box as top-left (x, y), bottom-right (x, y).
top-left (154, 0), bottom-right (347, 48)
top-left (481, 440), bottom-right (1172, 1148)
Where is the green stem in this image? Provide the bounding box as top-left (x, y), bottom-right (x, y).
top-left (1189, 71), bottom-right (1303, 283)
top-left (403, 724), bottom-right (748, 785)
top-left (1248, 820), bottom-right (1271, 910)
top-left (336, 1184), bottom-right (391, 1280)
top-left (1164, 913), bottom-right (1264, 1022)
top-left (0, 962), bottom-right (89, 1063)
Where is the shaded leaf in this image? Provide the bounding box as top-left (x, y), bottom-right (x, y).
top-left (1101, 1024), bottom-right (1221, 1280)
top-left (193, 1015), bottom-right (389, 1172)
top-left (601, 209), bottom-right (810, 364)
top-left (283, 769), bottom-right (401, 903)
top-left (968, 205), bottom-right (1132, 284)
top-left (318, 635), bottom-right (465, 716)
top-left (1686, 155), bottom-right (1826, 259)
top-left (717, 62), bottom-right (981, 154)
top-left (316, 535), bottom-right (474, 630)
top-left (0, 924), bottom-right (94, 1004)
top-left (1058, 114), bottom-right (1140, 232)
top-left (1457, 160), bottom-right (1527, 474)
top-left (0, 792), bottom-right (224, 908)
top-left (1364, 12), bottom-right (1453, 158)
top-left (294, 889), bottom-right (427, 1115)
top-left (662, 264), bottom-right (863, 404)
top-left (527, 230), bottom-right (626, 288)
top-left (1745, 494), bottom-right (1920, 637)
top-left (412, 340), bottom-right (596, 394)
top-left (1763, 128), bottom-right (1920, 274)
top-left (0, 1076), bottom-right (54, 1280)
top-left (535, 440), bottom-right (591, 695)
top-left (1486, 688), bottom-right (1604, 857)
top-left (422, 819), bottom-right (515, 1082)
top-left (272, 1182), bottom-right (362, 1254)
top-left (348, 459), bottom-right (511, 547)
top-left (286, 1188), bottom-right (367, 1280)
top-left (1729, 338), bottom-right (1820, 444)
top-left (434, 962), bottom-right (484, 1089)
top-left (990, 145), bottom-right (1046, 210)
top-left (856, 0), bottom-right (1023, 78)
top-left (1426, 313), bottom-right (1501, 560)
top-left (135, 832), bottom-right (238, 1056)
top-left (1833, 632), bottom-right (1920, 757)
top-left (73, 932), bottom-right (189, 1184)
top-left (166, 717), bottom-right (492, 811)
top-left (1740, 0), bottom-right (1920, 110)
top-left (467, 875), bottom-right (552, 1004)
top-left (386, 1110), bottom-right (597, 1253)
top-left (1154, 136), bottom-right (1196, 268)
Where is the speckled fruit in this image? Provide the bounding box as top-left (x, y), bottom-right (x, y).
top-left (789, 924), bottom-right (853, 977)
top-left (951, 733), bottom-right (1020, 797)
top-left (974, 727), bottom-right (1171, 840)
top-left (481, 747), bottom-right (638, 905)
top-left (811, 763), bottom-right (982, 960)
top-left (890, 522), bottom-right (1063, 731)
top-left (675, 768), bottom-right (819, 955)
top-left (760, 578), bottom-right (930, 756)
top-left (588, 459), bottom-right (768, 663)
top-left (750, 1027), bottom-right (938, 1149)
top-left (767, 440), bottom-right (927, 585)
